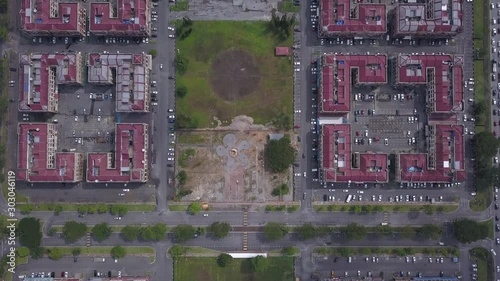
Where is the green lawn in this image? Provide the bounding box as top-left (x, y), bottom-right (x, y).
top-left (470, 189), bottom-right (491, 211)
top-left (170, 0), bottom-right (189, 11)
top-left (479, 219), bottom-right (494, 239)
top-left (168, 204), bottom-right (188, 211)
top-left (176, 21), bottom-right (294, 128)
top-left (473, 59), bottom-right (486, 133)
top-left (473, 0), bottom-right (485, 38)
top-left (278, 0), bottom-right (300, 12)
top-left (178, 134), bottom-right (210, 144)
top-left (174, 257), bottom-right (294, 281)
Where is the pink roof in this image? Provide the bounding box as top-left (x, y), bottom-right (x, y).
top-left (320, 0), bottom-right (386, 35)
top-left (397, 54), bottom-right (464, 112)
top-left (321, 124), bottom-right (388, 183)
top-left (90, 0), bottom-right (149, 34)
top-left (275, 47), bottom-right (290, 56)
top-left (87, 124), bottom-right (148, 183)
top-left (395, 3), bottom-right (462, 36)
top-left (19, 53), bottom-right (82, 112)
top-left (398, 124), bottom-right (466, 182)
top-left (17, 123), bottom-right (83, 182)
top-left (20, 0), bottom-right (83, 33)
top-left (320, 54), bottom-right (386, 113)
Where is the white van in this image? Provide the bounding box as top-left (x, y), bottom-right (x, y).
top-left (348, 257), bottom-right (352, 263)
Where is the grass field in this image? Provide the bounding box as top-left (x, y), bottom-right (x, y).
top-left (170, 0), bottom-right (189, 11)
top-left (473, 0), bottom-right (485, 38)
top-left (168, 204), bottom-right (188, 211)
top-left (176, 21), bottom-right (294, 128)
top-left (278, 0), bottom-right (300, 12)
top-left (174, 257), bottom-right (294, 281)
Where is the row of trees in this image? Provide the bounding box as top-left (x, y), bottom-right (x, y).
top-left (19, 203), bottom-right (128, 216)
top-left (18, 245), bottom-right (125, 261)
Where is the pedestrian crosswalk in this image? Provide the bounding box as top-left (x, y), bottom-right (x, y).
top-left (86, 232), bottom-right (91, 247)
top-left (242, 210), bottom-right (248, 251)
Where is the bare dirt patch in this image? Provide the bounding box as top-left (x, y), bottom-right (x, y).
top-left (176, 117), bottom-right (294, 203)
top-left (210, 49), bottom-right (261, 102)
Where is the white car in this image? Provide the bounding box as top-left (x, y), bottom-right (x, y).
top-left (115, 217), bottom-right (122, 220)
top-left (168, 109), bottom-right (174, 113)
top-left (123, 189), bottom-right (130, 192)
top-left (118, 193), bottom-right (125, 196)
top-left (168, 34), bottom-right (175, 38)
top-left (167, 158), bottom-right (174, 161)
top-left (203, 214), bottom-right (208, 217)
top-left (169, 115), bottom-right (175, 119)
top-left (495, 157), bottom-right (499, 164)
top-left (74, 116), bottom-right (78, 122)
top-left (168, 26), bottom-right (175, 31)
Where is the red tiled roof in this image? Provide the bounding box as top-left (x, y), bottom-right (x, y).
top-left (19, 53), bottom-right (82, 112)
top-left (321, 124), bottom-right (388, 183)
top-left (320, 54), bottom-right (386, 113)
top-left (87, 124), bottom-right (148, 183)
top-left (17, 123), bottom-right (82, 182)
top-left (90, 0), bottom-right (148, 33)
top-left (21, 0), bottom-right (82, 33)
top-left (397, 54), bottom-right (464, 113)
top-left (275, 47), bottom-right (290, 56)
top-left (398, 124), bottom-right (466, 182)
top-left (395, 2), bottom-right (462, 36)
top-left (320, 0), bottom-right (386, 35)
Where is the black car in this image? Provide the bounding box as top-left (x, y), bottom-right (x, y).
top-left (333, 257), bottom-right (338, 263)
top-left (323, 195), bottom-right (328, 201)
top-left (73, 257), bottom-right (77, 263)
top-left (9, 67), bottom-right (16, 72)
top-left (496, 203), bottom-right (499, 210)
top-left (108, 271), bottom-right (112, 278)
top-left (151, 98), bottom-right (158, 102)
top-left (93, 270), bottom-right (97, 277)
top-left (168, 76), bottom-right (174, 80)
top-left (167, 164), bottom-right (173, 167)
top-left (496, 215), bottom-right (499, 221)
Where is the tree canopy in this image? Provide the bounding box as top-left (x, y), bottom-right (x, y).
top-left (217, 253), bottom-right (233, 267)
top-left (296, 223), bottom-right (318, 240)
top-left (341, 223), bottom-right (367, 241)
top-left (249, 255), bottom-right (269, 272)
top-left (62, 221), bottom-right (87, 243)
top-left (122, 225), bottom-right (141, 241)
top-left (172, 224), bottom-right (196, 243)
top-left (110, 205), bottom-right (128, 216)
top-left (19, 217), bottom-right (42, 251)
top-left (187, 202), bottom-right (202, 215)
top-left (208, 222), bottom-right (231, 239)
top-left (169, 244), bottom-right (187, 257)
top-left (268, 9), bottom-right (295, 41)
top-left (110, 246), bottom-right (127, 259)
top-left (264, 136), bottom-right (295, 173)
top-left (48, 248), bottom-right (63, 260)
top-left (416, 224), bottom-right (443, 240)
top-left (263, 222), bottom-right (288, 241)
top-left (271, 184), bottom-right (290, 196)
top-left (475, 132), bottom-right (500, 161)
top-left (91, 223), bottom-right (112, 242)
top-left (452, 218), bottom-right (489, 244)
top-left (139, 223), bottom-right (168, 241)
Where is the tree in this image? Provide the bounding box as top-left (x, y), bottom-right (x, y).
top-left (475, 132), bottom-right (500, 161)
top-left (96, 203), bottom-right (109, 214)
top-left (423, 205), bottom-right (435, 215)
top-left (122, 225), bottom-right (141, 241)
top-left (77, 205), bottom-right (89, 214)
top-left (110, 205), bottom-right (128, 216)
top-left (71, 248), bottom-right (81, 256)
top-left (48, 248), bottom-right (63, 260)
top-left (341, 223), bottom-right (367, 241)
top-left (110, 246), bottom-right (127, 259)
top-left (250, 255), bottom-right (269, 272)
top-left (452, 218), bottom-right (488, 243)
top-left (338, 247), bottom-right (351, 257)
top-left (264, 222), bottom-right (288, 241)
top-left (30, 247), bottom-right (45, 259)
top-left (19, 217), bottom-right (42, 251)
top-left (217, 253), bottom-right (233, 267)
top-left (148, 49), bottom-right (158, 58)
top-left (399, 225), bottom-right (416, 239)
top-left (175, 54), bottom-right (188, 75)
top-left (187, 202), bottom-right (202, 215)
top-left (208, 222), bottom-right (231, 239)
top-left (91, 223), bottom-right (112, 242)
top-left (296, 223), bottom-right (317, 240)
top-left (417, 224), bottom-right (443, 240)
top-left (473, 102), bottom-right (486, 123)
top-left (282, 246), bottom-right (298, 256)
top-left (54, 205), bottom-right (63, 215)
top-left (87, 205), bottom-right (96, 214)
top-left (175, 85), bottom-right (188, 98)
top-left (62, 221), bottom-right (87, 243)
top-left (172, 224), bottom-right (196, 243)
top-left (169, 244), bottom-right (187, 257)
top-left (268, 10), bottom-right (295, 41)
top-left (139, 223), bottom-right (167, 241)
top-left (177, 170), bottom-right (188, 185)
top-left (47, 227), bottom-right (56, 236)
top-left (271, 184), bottom-right (290, 196)
top-left (264, 136), bottom-right (295, 173)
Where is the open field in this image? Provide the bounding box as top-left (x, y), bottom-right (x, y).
top-left (175, 21), bottom-right (293, 128)
top-left (175, 130), bottom-right (294, 203)
top-left (174, 257), bottom-right (294, 281)
top-left (170, 0), bottom-right (189, 11)
top-left (278, 0), bottom-right (300, 12)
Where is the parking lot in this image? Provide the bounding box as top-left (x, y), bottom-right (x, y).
top-left (313, 254), bottom-right (461, 280)
top-left (16, 256), bottom-right (154, 280)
